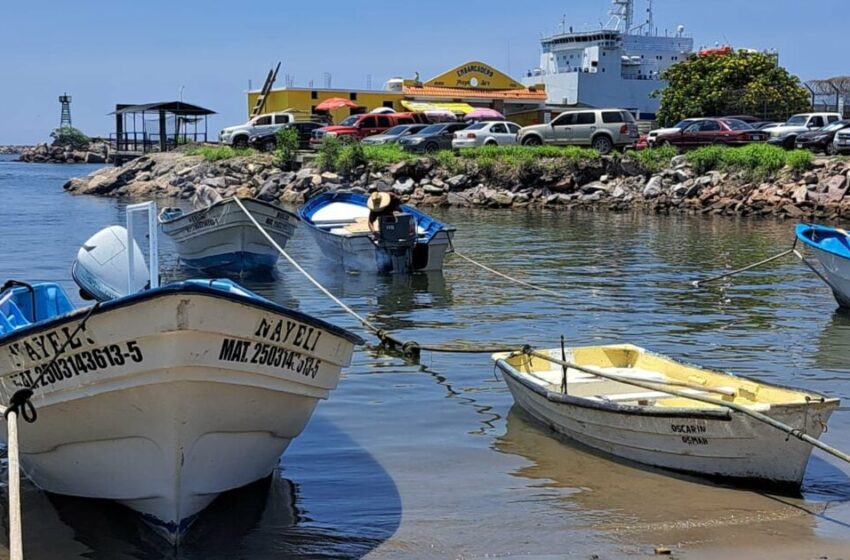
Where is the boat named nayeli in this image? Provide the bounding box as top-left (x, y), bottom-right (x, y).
top-left (298, 191), bottom-right (455, 274)
top-left (0, 211), bottom-right (362, 544)
top-left (493, 344), bottom-right (839, 490)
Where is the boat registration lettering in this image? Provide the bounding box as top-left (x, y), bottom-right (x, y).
top-left (7, 341), bottom-right (143, 390)
top-left (218, 338), bottom-right (322, 378)
top-left (253, 317), bottom-right (322, 353)
top-left (671, 424), bottom-right (709, 446)
top-left (7, 326), bottom-right (96, 363)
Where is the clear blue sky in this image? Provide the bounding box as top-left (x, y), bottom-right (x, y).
top-left (0, 0), bottom-right (844, 144)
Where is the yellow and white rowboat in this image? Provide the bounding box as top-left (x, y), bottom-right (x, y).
top-left (493, 344), bottom-right (840, 490)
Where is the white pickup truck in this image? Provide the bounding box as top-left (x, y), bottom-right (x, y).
top-left (219, 112), bottom-right (297, 148)
top-left (764, 112), bottom-right (841, 149)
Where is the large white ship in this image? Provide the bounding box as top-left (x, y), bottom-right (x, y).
top-left (523, 0), bottom-right (693, 118)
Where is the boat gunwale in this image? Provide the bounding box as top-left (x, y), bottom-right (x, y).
top-left (0, 282), bottom-right (364, 347)
top-left (795, 223), bottom-right (850, 261)
top-left (494, 347), bottom-right (839, 419)
top-left (158, 197), bottom-right (300, 227)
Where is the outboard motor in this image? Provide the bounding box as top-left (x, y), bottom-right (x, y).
top-left (71, 226), bottom-right (149, 301)
top-left (376, 213), bottom-right (416, 273)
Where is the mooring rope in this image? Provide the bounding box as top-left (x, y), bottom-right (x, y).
top-left (692, 240), bottom-right (797, 287)
top-left (446, 237), bottom-right (570, 300)
top-left (522, 348), bottom-right (850, 466)
top-left (234, 198), bottom-right (512, 360)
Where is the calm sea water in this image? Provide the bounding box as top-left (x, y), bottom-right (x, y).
top-left (1, 154), bottom-right (850, 558)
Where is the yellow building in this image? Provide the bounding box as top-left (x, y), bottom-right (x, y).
top-left (247, 61), bottom-right (546, 126)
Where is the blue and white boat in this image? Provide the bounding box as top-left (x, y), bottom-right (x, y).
top-left (0, 204), bottom-right (361, 544)
top-left (796, 224), bottom-right (850, 308)
top-left (159, 197), bottom-right (299, 275)
top-left (299, 192), bottom-right (455, 273)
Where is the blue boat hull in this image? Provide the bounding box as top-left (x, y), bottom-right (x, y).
top-left (795, 224), bottom-right (850, 308)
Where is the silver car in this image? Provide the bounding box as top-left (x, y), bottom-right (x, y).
top-left (361, 124), bottom-right (428, 145)
top-left (518, 108), bottom-right (639, 154)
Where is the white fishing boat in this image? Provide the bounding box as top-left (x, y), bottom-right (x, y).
top-left (493, 344), bottom-right (840, 490)
top-left (0, 204), bottom-right (361, 543)
top-left (159, 196), bottom-right (299, 275)
top-left (796, 224), bottom-right (850, 308)
top-left (298, 192), bottom-right (455, 273)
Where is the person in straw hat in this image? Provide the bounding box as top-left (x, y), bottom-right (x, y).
top-left (367, 191), bottom-right (402, 235)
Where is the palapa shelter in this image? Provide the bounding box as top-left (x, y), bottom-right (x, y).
top-left (112, 101), bottom-right (216, 156)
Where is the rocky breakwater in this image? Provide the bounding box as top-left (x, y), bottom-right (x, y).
top-left (19, 139), bottom-right (109, 164)
top-left (63, 152), bottom-right (295, 201)
top-left (0, 145), bottom-right (32, 155)
top-left (62, 151), bottom-right (850, 222)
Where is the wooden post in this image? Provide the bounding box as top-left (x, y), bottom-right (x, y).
top-left (7, 410), bottom-right (23, 560)
top-left (159, 109), bottom-right (167, 152)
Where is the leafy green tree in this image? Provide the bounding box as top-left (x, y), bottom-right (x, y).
top-left (274, 126), bottom-right (299, 170)
top-left (50, 127), bottom-right (90, 149)
top-left (654, 51), bottom-right (811, 126)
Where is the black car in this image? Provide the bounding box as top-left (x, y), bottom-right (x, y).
top-left (397, 122), bottom-right (470, 153)
top-left (249, 122), bottom-right (324, 151)
top-left (795, 120), bottom-right (850, 154)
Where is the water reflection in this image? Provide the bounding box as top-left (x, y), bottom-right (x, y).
top-left (494, 407), bottom-right (839, 547)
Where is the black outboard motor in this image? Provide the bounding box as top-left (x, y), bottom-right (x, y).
top-left (377, 213), bottom-right (416, 273)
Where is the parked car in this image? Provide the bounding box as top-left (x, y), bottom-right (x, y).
top-left (834, 129), bottom-right (850, 155)
top-left (398, 123), bottom-right (470, 153)
top-left (249, 122), bottom-right (325, 152)
top-left (646, 118), bottom-right (700, 147)
top-left (794, 120), bottom-right (850, 154)
top-left (764, 113), bottom-right (842, 150)
top-left (311, 112), bottom-right (429, 145)
top-left (360, 124), bottom-right (428, 145)
top-left (452, 121), bottom-right (522, 149)
top-left (220, 112), bottom-right (296, 148)
top-left (654, 118), bottom-right (768, 148)
top-left (751, 121), bottom-right (784, 130)
top-left (518, 109), bottom-right (639, 154)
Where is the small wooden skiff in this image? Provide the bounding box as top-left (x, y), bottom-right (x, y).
top-left (493, 344), bottom-right (840, 490)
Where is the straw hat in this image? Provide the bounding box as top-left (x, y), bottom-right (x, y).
top-left (367, 192), bottom-right (392, 212)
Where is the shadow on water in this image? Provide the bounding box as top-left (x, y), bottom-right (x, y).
top-left (0, 418), bottom-right (401, 559)
top-left (493, 407), bottom-right (850, 545)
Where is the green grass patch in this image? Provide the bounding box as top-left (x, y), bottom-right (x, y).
top-left (186, 145), bottom-right (253, 161)
top-left (626, 144), bottom-right (678, 174)
top-left (686, 144), bottom-right (812, 178)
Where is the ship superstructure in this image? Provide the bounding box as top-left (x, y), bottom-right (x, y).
top-left (523, 0), bottom-right (693, 118)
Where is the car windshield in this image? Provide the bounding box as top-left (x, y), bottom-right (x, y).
top-left (419, 125), bottom-right (445, 135)
top-left (384, 126), bottom-right (409, 136)
top-left (674, 119), bottom-right (697, 128)
top-left (340, 116), bottom-right (359, 126)
top-left (724, 120), bottom-right (753, 130)
top-left (822, 121), bottom-right (850, 132)
top-left (465, 123), bottom-right (488, 130)
top-left (786, 116), bottom-right (807, 125)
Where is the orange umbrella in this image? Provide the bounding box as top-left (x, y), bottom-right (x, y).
top-left (315, 97), bottom-right (359, 111)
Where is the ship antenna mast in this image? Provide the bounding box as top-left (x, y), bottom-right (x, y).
top-left (646, 0), bottom-right (654, 35)
top-left (607, 0), bottom-right (634, 34)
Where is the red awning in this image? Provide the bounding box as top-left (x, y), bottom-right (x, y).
top-left (315, 97), bottom-right (359, 111)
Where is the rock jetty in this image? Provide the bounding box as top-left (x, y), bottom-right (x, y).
top-left (62, 151), bottom-right (850, 221)
top-left (19, 140), bottom-right (108, 164)
top-left (0, 145), bottom-right (32, 155)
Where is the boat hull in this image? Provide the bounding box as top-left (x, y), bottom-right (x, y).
top-left (306, 226), bottom-right (453, 273)
top-left (160, 198), bottom-right (298, 275)
top-left (499, 366), bottom-right (838, 489)
top-left (0, 285), bottom-right (359, 542)
top-left (807, 244), bottom-right (850, 308)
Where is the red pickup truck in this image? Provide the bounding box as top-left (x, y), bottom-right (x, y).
top-left (311, 112), bottom-right (430, 145)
